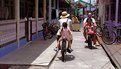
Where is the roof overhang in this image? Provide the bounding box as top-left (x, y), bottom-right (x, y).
top-left (76, 1), bottom-right (86, 8)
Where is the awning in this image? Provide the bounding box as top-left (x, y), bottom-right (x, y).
top-left (65, 0), bottom-right (71, 4)
top-left (78, 0), bottom-right (93, 8)
top-left (76, 1), bottom-right (86, 8)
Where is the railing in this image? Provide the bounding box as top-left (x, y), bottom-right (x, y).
top-left (0, 20), bottom-right (17, 47)
top-left (0, 18), bottom-right (44, 47)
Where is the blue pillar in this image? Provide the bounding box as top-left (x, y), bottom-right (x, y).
top-left (115, 0), bottom-right (119, 24)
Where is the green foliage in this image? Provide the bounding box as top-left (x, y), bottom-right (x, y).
top-left (115, 66), bottom-right (118, 69)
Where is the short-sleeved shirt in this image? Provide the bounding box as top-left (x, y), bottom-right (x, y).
top-left (58, 18), bottom-right (72, 29)
top-left (83, 18), bottom-right (96, 23)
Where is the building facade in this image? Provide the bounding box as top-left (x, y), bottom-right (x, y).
top-left (98, 0), bottom-right (121, 24)
top-left (98, 0), bottom-right (121, 68)
top-left (0, 0), bottom-right (69, 57)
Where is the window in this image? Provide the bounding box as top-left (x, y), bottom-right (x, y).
top-left (105, 5), bottom-right (109, 21)
top-left (111, 3), bottom-right (116, 21)
top-left (118, 1), bottom-right (121, 23)
top-left (0, 0), bottom-right (14, 20)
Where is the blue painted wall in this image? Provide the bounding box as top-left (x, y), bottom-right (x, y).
top-left (32, 31), bottom-right (43, 41)
top-left (0, 42), bottom-right (17, 57)
top-left (38, 31), bottom-right (43, 38)
top-left (19, 38), bottom-right (27, 47)
top-left (0, 31), bottom-right (43, 57)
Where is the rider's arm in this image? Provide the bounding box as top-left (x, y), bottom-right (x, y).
top-left (93, 22), bottom-right (97, 27)
top-left (83, 18), bottom-right (88, 28)
top-left (68, 29), bottom-right (72, 39)
top-left (92, 18), bottom-right (97, 27)
top-left (83, 18), bottom-right (87, 24)
top-left (58, 20), bottom-right (61, 28)
top-left (68, 19), bottom-right (73, 31)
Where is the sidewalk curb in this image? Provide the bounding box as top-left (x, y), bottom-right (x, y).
top-left (0, 37), bottom-right (59, 68)
top-left (48, 51), bottom-right (59, 67)
top-left (9, 49), bottom-right (59, 69)
top-left (97, 36), bottom-right (119, 69)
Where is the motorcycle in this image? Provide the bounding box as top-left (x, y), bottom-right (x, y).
top-left (42, 23), bottom-right (53, 40)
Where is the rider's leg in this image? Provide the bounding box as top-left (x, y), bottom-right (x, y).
top-left (93, 35), bottom-right (96, 45)
top-left (93, 35), bottom-right (100, 46)
top-left (94, 35), bottom-right (100, 46)
top-left (54, 37), bottom-right (62, 51)
top-left (55, 28), bottom-right (61, 50)
top-left (67, 39), bottom-right (73, 53)
top-left (56, 35), bottom-right (61, 41)
top-left (83, 29), bottom-right (88, 42)
top-left (67, 40), bottom-right (71, 49)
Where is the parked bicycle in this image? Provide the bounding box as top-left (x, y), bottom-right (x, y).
top-left (96, 23), bottom-right (116, 45)
top-left (49, 23), bottom-right (59, 35)
top-left (42, 22), bottom-right (53, 40)
top-left (113, 25), bottom-right (121, 44)
top-left (95, 20), bottom-right (103, 37)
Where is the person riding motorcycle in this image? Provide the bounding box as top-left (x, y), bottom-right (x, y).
top-left (54, 11), bottom-right (73, 52)
top-left (83, 12), bottom-right (99, 46)
top-left (56, 23), bottom-right (72, 53)
top-left (84, 18), bottom-right (96, 45)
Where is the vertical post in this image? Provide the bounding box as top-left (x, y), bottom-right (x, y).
top-left (56, 0), bottom-right (59, 20)
top-left (53, 0), bottom-right (56, 8)
top-left (1, 0), bottom-right (4, 7)
top-left (90, 0), bottom-right (91, 11)
top-left (15, 0), bottom-right (20, 48)
top-left (109, 4), bottom-right (111, 21)
top-left (83, 8), bottom-right (85, 20)
top-left (115, 0), bottom-right (119, 24)
top-left (35, 0), bottom-right (39, 36)
top-left (49, 0), bottom-right (52, 23)
top-left (103, 5), bottom-right (105, 24)
top-left (43, 0), bottom-right (46, 22)
top-left (25, 17), bottom-right (29, 41)
top-left (30, 17), bottom-right (32, 41)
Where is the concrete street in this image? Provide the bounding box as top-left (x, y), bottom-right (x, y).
top-left (49, 32), bottom-right (115, 69)
top-left (0, 32), bottom-right (115, 69)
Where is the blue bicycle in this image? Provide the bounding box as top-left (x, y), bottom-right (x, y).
top-left (96, 23), bottom-right (116, 45)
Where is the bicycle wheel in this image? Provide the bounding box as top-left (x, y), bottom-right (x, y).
top-left (102, 31), bottom-right (116, 45)
top-left (61, 40), bottom-right (66, 62)
top-left (88, 35), bottom-right (92, 49)
top-left (43, 30), bottom-right (47, 40)
top-left (47, 31), bottom-right (53, 39)
top-left (115, 36), bottom-right (121, 43)
top-left (96, 26), bottom-right (102, 37)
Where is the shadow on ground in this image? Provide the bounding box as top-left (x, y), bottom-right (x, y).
top-left (85, 45), bottom-right (98, 49)
top-left (58, 54), bottom-right (75, 62)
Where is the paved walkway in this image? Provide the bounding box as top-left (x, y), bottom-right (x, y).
top-left (97, 36), bottom-right (121, 69)
top-left (0, 36), bottom-right (57, 69)
top-left (49, 32), bottom-right (115, 69)
top-left (0, 32), bottom-right (115, 69)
